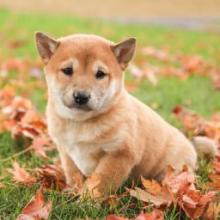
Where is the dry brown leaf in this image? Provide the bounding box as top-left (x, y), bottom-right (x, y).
top-left (173, 105), bottom-right (220, 147)
top-left (141, 177), bottom-right (162, 195)
top-left (162, 166), bottom-right (195, 194)
top-left (130, 187), bottom-right (172, 207)
top-left (8, 161), bottom-right (36, 186)
top-left (30, 137), bottom-right (51, 158)
top-left (106, 215), bottom-right (128, 220)
top-left (129, 64), bottom-right (143, 78)
top-left (213, 155), bottom-right (220, 174)
top-left (36, 164), bottom-right (67, 191)
top-left (163, 166), bottom-right (216, 219)
top-left (180, 55), bottom-right (204, 73)
top-left (141, 46), bottom-right (169, 61)
top-left (0, 87), bottom-right (15, 106)
top-left (17, 188), bottom-right (52, 220)
top-left (209, 173), bottom-right (220, 190)
top-left (203, 202), bottom-right (220, 220)
top-left (135, 209), bottom-right (164, 220)
top-left (1, 58), bottom-right (30, 73)
top-left (178, 190), bottom-right (216, 219)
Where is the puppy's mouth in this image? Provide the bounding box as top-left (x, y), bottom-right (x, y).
top-left (65, 103), bottom-right (93, 112)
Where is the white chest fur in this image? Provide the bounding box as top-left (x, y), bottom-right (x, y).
top-left (51, 123), bottom-right (101, 176)
top-left (67, 143), bottom-right (99, 177)
top-left (47, 112), bottom-right (123, 177)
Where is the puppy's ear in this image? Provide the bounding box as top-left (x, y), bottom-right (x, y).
top-left (35, 32), bottom-right (59, 64)
top-left (111, 38), bottom-right (136, 70)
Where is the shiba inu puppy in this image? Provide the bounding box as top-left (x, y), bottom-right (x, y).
top-left (35, 32), bottom-right (217, 197)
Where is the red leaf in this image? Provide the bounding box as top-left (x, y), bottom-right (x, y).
top-left (135, 209), bottom-right (164, 220)
top-left (130, 187), bottom-right (172, 207)
top-left (8, 161), bottom-right (36, 185)
top-left (163, 166), bottom-right (216, 219)
top-left (106, 215), bottom-right (128, 220)
top-left (141, 177), bottom-right (162, 195)
top-left (172, 105), bottom-right (183, 115)
top-left (17, 188), bottom-right (52, 220)
top-left (178, 190), bottom-right (216, 219)
top-left (163, 166), bottom-right (195, 194)
top-left (213, 155), bottom-right (220, 174)
top-left (30, 137), bottom-right (51, 158)
top-left (36, 164), bottom-right (67, 191)
top-left (209, 173), bottom-right (220, 190)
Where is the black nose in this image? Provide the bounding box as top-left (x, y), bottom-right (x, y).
top-left (73, 92), bottom-right (90, 105)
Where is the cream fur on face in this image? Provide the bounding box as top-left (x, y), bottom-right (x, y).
top-left (45, 71), bottom-right (120, 121)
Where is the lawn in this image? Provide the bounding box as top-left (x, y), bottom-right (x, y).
top-left (0, 8), bottom-right (220, 219)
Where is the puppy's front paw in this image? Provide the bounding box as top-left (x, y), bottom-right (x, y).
top-left (81, 174), bottom-right (103, 199)
top-left (65, 172), bottom-right (84, 194)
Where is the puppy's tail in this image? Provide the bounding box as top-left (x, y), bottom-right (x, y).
top-left (192, 136), bottom-right (218, 157)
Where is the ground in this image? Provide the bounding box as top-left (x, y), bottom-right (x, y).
top-left (0, 8), bottom-right (220, 219)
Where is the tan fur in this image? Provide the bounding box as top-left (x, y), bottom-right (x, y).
top-left (35, 32), bottom-right (216, 198)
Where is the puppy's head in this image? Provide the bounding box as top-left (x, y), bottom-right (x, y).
top-left (35, 32), bottom-right (136, 121)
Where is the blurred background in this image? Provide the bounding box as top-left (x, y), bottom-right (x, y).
top-left (1, 0), bottom-right (220, 29)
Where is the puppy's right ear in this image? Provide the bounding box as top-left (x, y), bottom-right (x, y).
top-left (35, 32), bottom-right (59, 64)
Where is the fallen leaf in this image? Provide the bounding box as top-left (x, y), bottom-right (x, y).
top-left (106, 215), bottom-right (128, 220)
top-left (1, 58), bottom-right (29, 73)
top-left (172, 105), bottom-right (183, 115)
top-left (163, 166), bottom-right (216, 219)
top-left (30, 137), bottom-right (51, 158)
top-left (162, 166), bottom-right (195, 194)
top-left (135, 209), bottom-right (164, 220)
top-left (180, 55), bottom-right (204, 73)
top-left (36, 164), bottom-right (66, 191)
top-left (209, 173), bottom-right (220, 190)
top-left (142, 46), bottom-right (169, 61)
top-left (213, 155), bottom-right (220, 174)
top-left (203, 202), bottom-right (220, 220)
top-left (0, 87), bottom-right (15, 106)
top-left (8, 161), bottom-right (36, 185)
top-left (17, 188), bottom-right (52, 220)
top-left (129, 64), bottom-right (143, 78)
top-left (130, 187), bottom-right (172, 207)
top-left (141, 177), bottom-right (162, 195)
top-left (143, 66), bottom-right (158, 86)
top-left (7, 40), bottom-right (26, 49)
top-left (178, 190), bottom-right (216, 219)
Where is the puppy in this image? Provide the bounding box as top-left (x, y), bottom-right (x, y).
top-left (35, 32), bottom-right (217, 197)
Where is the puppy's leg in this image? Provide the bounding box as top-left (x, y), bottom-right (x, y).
top-left (85, 150), bottom-right (136, 197)
top-left (57, 146), bottom-right (83, 186)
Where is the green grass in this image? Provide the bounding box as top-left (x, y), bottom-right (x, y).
top-left (0, 8), bottom-right (220, 219)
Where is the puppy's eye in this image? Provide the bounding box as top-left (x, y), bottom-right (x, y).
top-left (61, 67), bottom-right (73, 76)
top-left (96, 70), bottom-right (106, 79)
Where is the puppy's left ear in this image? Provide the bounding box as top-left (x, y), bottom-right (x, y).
top-left (35, 32), bottom-right (60, 64)
top-left (111, 38), bottom-right (136, 70)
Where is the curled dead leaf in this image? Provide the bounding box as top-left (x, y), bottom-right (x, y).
top-left (17, 188), bottom-right (52, 220)
top-left (141, 177), bottom-right (162, 195)
top-left (30, 137), bottom-right (52, 159)
top-left (36, 164), bottom-right (67, 191)
top-left (106, 215), bottom-right (128, 220)
top-left (203, 202), bottom-right (220, 220)
top-left (135, 209), bottom-right (164, 220)
top-left (130, 187), bottom-right (172, 207)
top-left (8, 161), bottom-right (36, 186)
